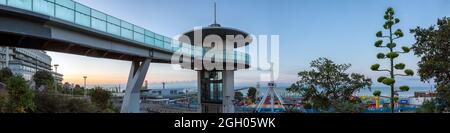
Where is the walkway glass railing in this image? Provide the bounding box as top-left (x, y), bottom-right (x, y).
top-left (0, 0), bottom-right (249, 65)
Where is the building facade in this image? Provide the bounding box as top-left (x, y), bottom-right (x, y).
top-left (0, 47), bottom-right (63, 84)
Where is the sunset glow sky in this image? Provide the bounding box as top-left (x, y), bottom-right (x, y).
top-left (47, 0), bottom-right (450, 88)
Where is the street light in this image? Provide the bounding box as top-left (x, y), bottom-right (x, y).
top-left (83, 76), bottom-right (87, 96)
top-left (53, 64), bottom-right (59, 92)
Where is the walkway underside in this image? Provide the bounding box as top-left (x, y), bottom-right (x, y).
top-left (0, 31), bottom-right (145, 61)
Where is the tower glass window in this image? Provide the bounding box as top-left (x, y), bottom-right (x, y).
top-left (201, 71), bottom-right (223, 103)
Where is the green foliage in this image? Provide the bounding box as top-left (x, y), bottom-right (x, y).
top-left (416, 99), bottom-right (439, 113)
top-left (395, 63), bottom-right (406, 70)
top-left (0, 68), bottom-right (13, 83)
top-left (303, 103), bottom-right (312, 109)
top-left (290, 58), bottom-right (372, 112)
top-left (399, 86), bottom-right (410, 91)
top-left (376, 53), bottom-right (385, 59)
top-left (32, 70), bottom-right (54, 89)
top-left (334, 101), bottom-right (364, 113)
top-left (0, 89), bottom-right (8, 113)
top-left (401, 46), bottom-right (411, 53)
top-left (394, 29), bottom-right (404, 37)
top-left (234, 91), bottom-right (244, 102)
top-left (373, 90), bottom-right (382, 97)
top-left (247, 87), bottom-right (257, 104)
top-left (382, 78), bottom-right (395, 86)
top-left (371, 64), bottom-right (380, 71)
top-left (394, 18), bottom-right (400, 24)
top-left (386, 43), bottom-right (397, 49)
top-left (6, 75), bottom-right (36, 113)
top-left (376, 31), bottom-right (383, 37)
top-left (375, 40), bottom-right (383, 47)
top-left (88, 86), bottom-right (114, 112)
top-left (386, 52), bottom-right (399, 59)
top-left (404, 69), bottom-right (414, 76)
top-left (411, 17), bottom-right (450, 111)
top-left (377, 76), bottom-right (387, 83)
top-left (372, 7), bottom-right (413, 113)
top-left (34, 91), bottom-right (96, 113)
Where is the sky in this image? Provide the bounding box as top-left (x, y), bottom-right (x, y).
top-left (47, 0), bottom-right (450, 89)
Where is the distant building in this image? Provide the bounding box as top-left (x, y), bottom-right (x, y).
top-left (0, 47), bottom-right (63, 84)
top-left (408, 91), bottom-right (437, 106)
top-left (144, 88), bottom-right (188, 97)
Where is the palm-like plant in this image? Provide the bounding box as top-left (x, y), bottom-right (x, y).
top-left (371, 7), bottom-right (414, 113)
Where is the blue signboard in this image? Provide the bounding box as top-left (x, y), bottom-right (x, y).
top-left (400, 100), bottom-right (408, 104)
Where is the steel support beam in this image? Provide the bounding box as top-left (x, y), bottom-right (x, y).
top-left (120, 59), bottom-right (151, 113)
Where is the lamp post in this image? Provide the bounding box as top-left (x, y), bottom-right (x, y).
top-left (53, 64), bottom-right (59, 92)
top-left (83, 76), bottom-right (87, 96)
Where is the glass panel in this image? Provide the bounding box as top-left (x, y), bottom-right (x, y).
top-left (75, 12), bottom-right (90, 27)
top-left (91, 9), bottom-right (106, 20)
top-left (121, 28), bottom-right (133, 39)
top-left (75, 3), bottom-right (90, 15)
top-left (91, 18), bottom-right (106, 31)
top-left (107, 16), bottom-right (120, 25)
top-left (164, 42), bottom-right (171, 50)
top-left (134, 26), bottom-right (145, 34)
top-left (155, 40), bottom-right (164, 48)
top-left (145, 30), bottom-right (155, 37)
top-left (133, 32), bottom-right (144, 43)
top-left (145, 36), bottom-right (155, 45)
top-left (55, 5), bottom-right (75, 22)
top-left (0, 0), bottom-right (6, 5)
top-left (8, 0), bottom-right (32, 10)
top-left (33, 0), bottom-right (55, 16)
top-left (155, 34), bottom-right (164, 41)
top-left (121, 21), bottom-right (133, 30)
top-left (107, 23), bottom-right (120, 36)
top-left (164, 37), bottom-right (172, 43)
top-left (55, 0), bottom-right (74, 9)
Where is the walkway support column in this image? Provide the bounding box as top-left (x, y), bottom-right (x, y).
top-left (121, 59), bottom-right (151, 113)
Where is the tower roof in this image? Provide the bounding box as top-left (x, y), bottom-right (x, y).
top-left (179, 2), bottom-right (252, 48)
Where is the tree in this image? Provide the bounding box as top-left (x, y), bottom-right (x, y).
top-left (371, 7), bottom-right (414, 113)
top-left (373, 90), bottom-right (382, 97)
top-left (0, 68), bottom-right (13, 83)
top-left (247, 87), bottom-right (257, 104)
top-left (32, 70), bottom-right (54, 90)
top-left (89, 86), bottom-right (114, 112)
top-left (34, 91), bottom-right (96, 113)
top-left (288, 58), bottom-right (372, 112)
top-left (6, 75), bottom-right (36, 113)
top-left (410, 17), bottom-right (450, 112)
top-left (0, 89), bottom-right (8, 113)
top-left (234, 91), bottom-right (244, 103)
top-left (416, 99), bottom-right (439, 113)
